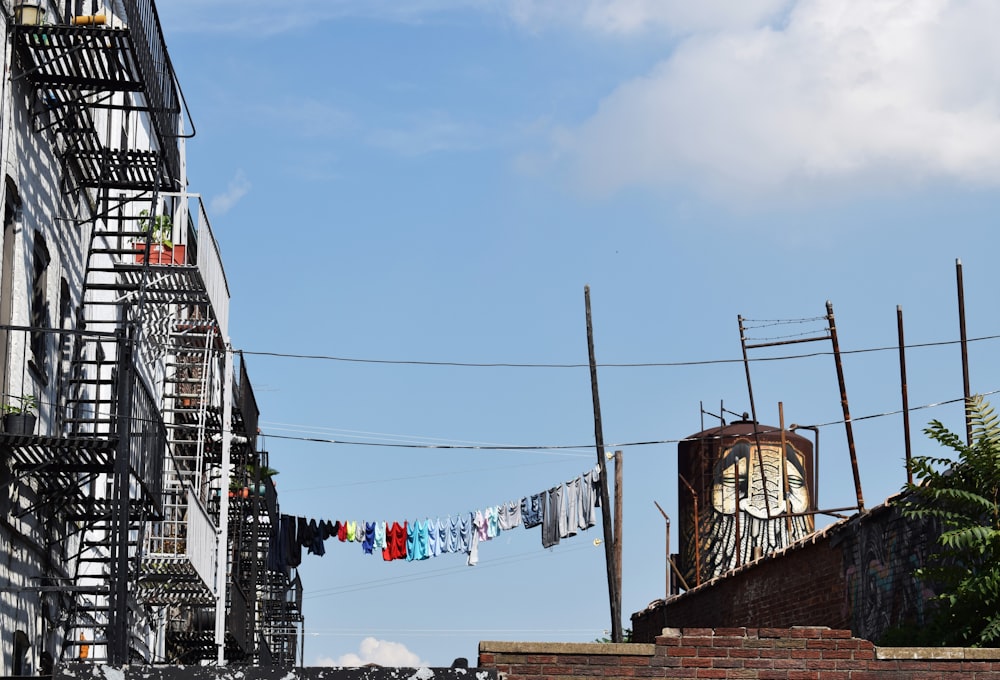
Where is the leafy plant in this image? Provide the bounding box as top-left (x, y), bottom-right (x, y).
top-left (137, 209), bottom-right (173, 248)
top-left (3, 394), bottom-right (38, 415)
top-left (900, 395), bottom-right (1000, 647)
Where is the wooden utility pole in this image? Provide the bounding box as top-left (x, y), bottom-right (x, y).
top-left (956, 259), bottom-right (973, 446)
top-left (614, 450), bottom-right (623, 616)
top-left (584, 285), bottom-right (622, 643)
top-left (897, 306), bottom-right (913, 485)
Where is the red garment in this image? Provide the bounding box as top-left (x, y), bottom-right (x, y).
top-left (338, 520), bottom-right (347, 542)
top-left (383, 521), bottom-right (407, 561)
top-left (396, 520), bottom-right (408, 560)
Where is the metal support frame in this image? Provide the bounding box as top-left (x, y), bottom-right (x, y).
top-left (738, 303), bottom-right (865, 514)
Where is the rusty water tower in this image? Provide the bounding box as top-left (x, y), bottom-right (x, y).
top-left (677, 418), bottom-right (816, 587)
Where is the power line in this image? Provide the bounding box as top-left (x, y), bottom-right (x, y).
top-left (262, 390), bottom-right (994, 451)
top-left (238, 333), bottom-right (1000, 369)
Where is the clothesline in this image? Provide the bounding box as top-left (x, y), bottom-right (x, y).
top-left (268, 465), bottom-right (602, 571)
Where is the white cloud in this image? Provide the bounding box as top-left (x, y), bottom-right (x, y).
top-left (550, 0), bottom-right (1000, 202)
top-left (315, 638), bottom-right (428, 667)
top-left (507, 0), bottom-right (791, 34)
top-left (209, 170), bottom-right (251, 215)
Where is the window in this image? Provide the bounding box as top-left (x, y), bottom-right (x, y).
top-left (12, 630), bottom-right (30, 675)
top-left (29, 232), bottom-right (50, 385)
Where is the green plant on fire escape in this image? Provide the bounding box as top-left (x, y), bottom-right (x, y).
top-left (137, 209), bottom-right (173, 248)
top-left (899, 394), bottom-right (1000, 647)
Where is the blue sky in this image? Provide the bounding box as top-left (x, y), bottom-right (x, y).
top-left (157, 0), bottom-right (1000, 667)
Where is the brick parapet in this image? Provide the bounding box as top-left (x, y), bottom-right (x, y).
top-left (478, 628), bottom-right (1000, 680)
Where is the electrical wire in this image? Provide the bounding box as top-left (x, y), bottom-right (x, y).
top-left (261, 389), bottom-right (994, 451)
top-left (237, 332), bottom-right (1000, 369)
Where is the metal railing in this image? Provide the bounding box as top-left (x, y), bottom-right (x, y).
top-left (238, 354), bottom-right (259, 444)
top-left (195, 197), bottom-right (230, 338)
top-left (126, 350), bottom-right (167, 513)
top-left (121, 0), bottom-right (182, 184)
top-left (185, 487), bottom-right (218, 590)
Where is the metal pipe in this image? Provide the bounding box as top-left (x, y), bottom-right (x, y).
top-left (826, 301), bottom-right (864, 511)
top-left (789, 423), bottom-right (820, 512)
top-left (679, 474), bottom-right (701, 586)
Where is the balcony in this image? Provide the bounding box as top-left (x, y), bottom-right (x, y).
top-left (11, 0), bottom-right (183, 188)
top-left (140, 486), bottom-right (217, 605)
top-left (0, 324), bottom-right (164, 519)
top-left (113, 195), bottom-right (230, 338)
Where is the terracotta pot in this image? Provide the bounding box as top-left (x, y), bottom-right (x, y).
top-left (135, 243), bottom-right (186, 265)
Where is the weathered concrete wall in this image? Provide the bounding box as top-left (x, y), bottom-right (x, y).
top-left (632, 498), bottom-right (938, 644)
top-left (479, 627), bottom-right (1000, 680)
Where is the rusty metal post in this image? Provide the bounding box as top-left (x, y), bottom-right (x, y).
top-left (956, 259), bottom-right (973, 446)
top-left (738, 315), bottom-right (774, 531)
top-left (897, 306), bottom-right (913, 485)
top-left (679, 474), bottom-right (701, 586)
top-left (826, 301), bottom-right (864, 512)
top-left (779, 402), bottom-right (792, 543)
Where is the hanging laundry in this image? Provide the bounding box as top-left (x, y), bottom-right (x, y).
top-left (427, 517), bottom-right (441, 557)
top-left (338, 520), bottom-right (348, 542)
top-left (458, 512), bottom-right (473, 553)
top-left (346, 520), bottom-right (358, 543)
top-left (467, 525), bottom-right (480, 566)
top-left (297, 516), bottom-right (314, 547)
top-left (318, 520), bottom-right (332, 540)
top-left (474, 509), bottom-right (488, 542)
top-left (278, 514), bottom-right (302, 568)
top-left (308, 519), bottom-right (326, 556)
top-left (447, 515), bottom-right (461, 554)
top-left (267, 522), bottom-right (284, 573)
top-left (417, 519), bottom-right (431, 560)
top-left (383, 521), bottom-right (406, 561)
top-left (373, 521), bottom-right (387, 551)
top-left (406, 520), bottom-right (417, 561)
top-left (486, 505), bottom-right (500, 539)
top-left (541, 486), bottom-right (562, 548)
top-left (578, 466), bottom-right (600, 531)
top-left (522, 493), bottom-right (544, 528)
top-left (362, 522), bottom-right (376, 555)
top-left (437, 517), bottom-right (449, 554)
top-left (354, 521), bottom-right (365, 543)
top-left (498, 499), bottom-right (522, 531)
top-left (560, 478), bottom-right (579, 539)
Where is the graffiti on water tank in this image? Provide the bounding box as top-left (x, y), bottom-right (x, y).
top-left (680, 432), bottom-right (815, 586)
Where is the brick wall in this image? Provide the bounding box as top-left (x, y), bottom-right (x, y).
top-left (478, 627), bottom-right (1000, 680)
top-left (632, 499), bottom-right (938, 644)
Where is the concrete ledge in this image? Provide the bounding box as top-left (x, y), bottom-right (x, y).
top-left (876, 646), bottom-right (1000, 660)
top-left (479, 641), bottom-right (655, 656)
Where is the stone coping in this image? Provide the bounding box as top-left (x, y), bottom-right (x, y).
top-left (876, 646), bottom-right (1000, 660)
top-left (479, 641), bottom-right (656, 656)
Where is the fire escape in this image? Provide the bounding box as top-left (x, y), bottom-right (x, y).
top-left (2, 0), bottom-right (239, 665)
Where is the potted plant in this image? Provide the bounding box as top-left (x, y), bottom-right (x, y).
top-left (3, 394), bottom-right (38, 435)
top-left (134, 209), bottom-right (185, 265)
